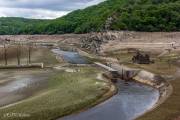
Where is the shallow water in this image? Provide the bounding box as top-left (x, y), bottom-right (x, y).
top-left (59, 81), bottom-right (159, 120)
top-left (52, 49), bottom-right (87, 64)
top-left (0, 70), bottom-right (53, 107)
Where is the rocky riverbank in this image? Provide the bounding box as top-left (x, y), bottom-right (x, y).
top-left (132, 69), bottom-right (173, 119)
top-left (108, 63), bottom-right (173, 119)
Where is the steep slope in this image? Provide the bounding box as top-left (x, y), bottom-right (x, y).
top-left (0, 0), bottom-right (179, 35)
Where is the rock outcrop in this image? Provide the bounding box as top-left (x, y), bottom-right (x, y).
top-left (81, 31), bottom-right (124, 54)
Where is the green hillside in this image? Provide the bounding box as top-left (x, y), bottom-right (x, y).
top-left (0, 0), bottom-right (180, 35)
top-left (0, 17), bottom-right (47, 34)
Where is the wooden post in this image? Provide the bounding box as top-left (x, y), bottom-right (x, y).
top-left (17, 43), bottom-right (21, 66)
top-left (28, 43), bottom-right (32, 64)
top-left (4, 43), bottom-right (7, 66)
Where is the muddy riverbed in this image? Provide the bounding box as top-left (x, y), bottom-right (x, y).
top-left (0, 49), bottom-right (160, 120)
top-left (0, 69), bottom-right (55, 107)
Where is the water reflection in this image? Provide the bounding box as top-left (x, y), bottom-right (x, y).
top-left (0, 70), bottom-right (52, 107)
top-left (52, 49), bottom-right (88, 64)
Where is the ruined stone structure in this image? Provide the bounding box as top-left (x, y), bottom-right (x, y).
top-left (81, 15), bottom-right (119, 54)
top-left (132, 52), bottom-right (152, 64)
top-left (81, 31), bottom-right (121, 54)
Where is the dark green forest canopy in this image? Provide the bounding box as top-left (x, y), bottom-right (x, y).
top-left (0, 0), bottom-right (179, 35)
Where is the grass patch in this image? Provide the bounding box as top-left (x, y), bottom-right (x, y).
top-left (32, 47), bottom-right (59, 65)
top-left (125, 60), bottom-right (177, 75)
top-left (0, 67), bottom-right (109, 120)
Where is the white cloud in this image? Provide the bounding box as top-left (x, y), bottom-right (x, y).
top-left (0, 7), bottom-right (69, 19)
top-left (0, 0), bottom-right (105, 19)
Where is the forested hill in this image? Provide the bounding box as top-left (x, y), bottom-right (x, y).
top-left (0, 17), bottom-right (47, 34)
top-left (0, 0), bottom-right (180, 35)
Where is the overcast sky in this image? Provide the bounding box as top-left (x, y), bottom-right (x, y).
top-left (0, 0), bottom-right (105, 19)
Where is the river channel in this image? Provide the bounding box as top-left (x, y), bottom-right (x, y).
top-left (53, 49), bottom-right (159, 120)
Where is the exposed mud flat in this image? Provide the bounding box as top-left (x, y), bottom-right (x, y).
top-left (0, 69), bottom-right (54, 107)
top-left (0, 32), bottom-right (179, 47)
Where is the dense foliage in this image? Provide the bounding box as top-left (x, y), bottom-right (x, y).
top-left (0, 17), bottom-right (47, 35)
top-left (0, 0), bottom-right (179, 35)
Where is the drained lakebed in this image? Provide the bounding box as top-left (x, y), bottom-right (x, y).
top-left (0, 48), bottom-right (160, 120)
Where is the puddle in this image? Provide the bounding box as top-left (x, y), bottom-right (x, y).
top-left (0, 70), bottom-right (54, 107)
top-left (52, 49), bottom-right (88, 64)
